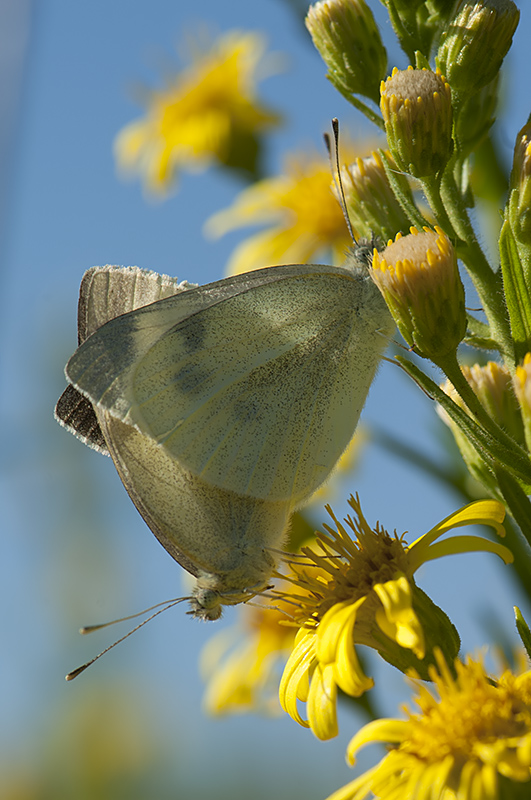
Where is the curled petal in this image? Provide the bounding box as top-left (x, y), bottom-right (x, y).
top-left (308, 663), bottom-right (339, 740)
top-left (346, 718), bottom-right (410, 765)
top-left (316, 598), bottom-right (366, 665)
top-left (279, 629), bottom-right (315, 725)
top-left (373, 576), bottom-right (425, 658)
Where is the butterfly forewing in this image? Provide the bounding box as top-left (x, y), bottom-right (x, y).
top-left (66, 265), bottom-right (391, 505)
top-left (58, 265), bottom-right (292, 615)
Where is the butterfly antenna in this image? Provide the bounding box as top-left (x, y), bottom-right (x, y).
top-left (78, 597), bottom-right (188, 633)
top-left (65, 597), bottom-right (188, 680)
top-left (324, 117), bottom-right (357, 244)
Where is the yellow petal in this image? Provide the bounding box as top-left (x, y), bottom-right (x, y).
top-left (307, 663), bottom-right (339, 740)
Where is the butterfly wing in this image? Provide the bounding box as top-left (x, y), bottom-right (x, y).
top-left (66, 265), bottom-right (392, 504)
top-left (99, 411), bottom-right (290, 617)
top-left (56, 265), bottom-right (290, 618)
top-left (55, 265), bottom-right (195, 452)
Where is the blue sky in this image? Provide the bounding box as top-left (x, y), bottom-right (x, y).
top-left (2, 2), bottom-right (531, 797)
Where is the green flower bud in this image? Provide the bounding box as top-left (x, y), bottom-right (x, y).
top-left (337, 150), bottom-right (413, 242)
top-left (380, 67), bottom-right (453, 178)
top-left (437, 0), bottom-right (520, 97)
top-left (380, 0), bottom-right (457, 61)
top-left (439, 360), bottom-right (526, 493)
top-left (370, 226), bottom-right (466, 361)
top-left (454, 76), bottom-right (498, 157)
top-left (508, 118), bottom-right (531, 243)
top-left (305, 0), bottom-right (387, 103)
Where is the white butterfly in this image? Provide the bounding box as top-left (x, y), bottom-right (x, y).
top-left (56, 256), bottom-right (393, 619)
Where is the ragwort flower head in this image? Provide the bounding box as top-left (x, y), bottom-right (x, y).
top-left (276, 496), bottom-right (511, 740)
top-left (114, 31), bottom-right (280, 195)
top-left (326, 651), bottom-right (531, 800)
top-left (200, 597), bottom-right (297, 717)
top-left (205, 146), bottom-right (361, 274)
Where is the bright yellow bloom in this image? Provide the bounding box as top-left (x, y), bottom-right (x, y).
top-left (205, 144), bottom-right (371, 274)
top-left (277, 496), bottom-right (511, 740)
top-left (114, 31), bottom-right (280, 195)
top-left (326, 651), bottom-right (531, 800)
top-left (200, 598), bottom-right (297, 716)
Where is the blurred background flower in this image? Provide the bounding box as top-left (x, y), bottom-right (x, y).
top-left (3, 2), bottom-right (531, 799)
top-left (114, 30), bottom-right (281, 195)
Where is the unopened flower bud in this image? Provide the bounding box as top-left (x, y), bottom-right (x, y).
top-left (370, 226), bottom-right (466, 361)
top-left (306, 0), bottom-right (387, 104)
top-left (514, 353), bottom-right (531, 453)
top-left (437, 0), bottom-right (519, 97)
top-left (336, 151), bottom-right (412, 242)
top-left (380, 67), bottom-right (452, 177)
top-left (507, 118), bottom-right (531, 243)
top-left (439, 360), bottom-right (526, 491)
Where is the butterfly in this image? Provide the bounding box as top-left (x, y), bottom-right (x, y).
top-left (55, 255), bottom-right (393, 620)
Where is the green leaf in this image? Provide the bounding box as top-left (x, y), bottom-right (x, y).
top-left (395, 355), bottom-right (531, 488)
top-left (499, 218), bottom-right (531, 363)
top-left (515, 606), bottom-right (531, 661)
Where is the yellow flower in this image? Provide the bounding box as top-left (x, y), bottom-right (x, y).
top-left (114, 31), bottom-right (280, 195)
top-left (200, 598), bottom-right (297, 716)
top-left (204, 144), bottom-right (371, 274)
top-left (277, 496), bottom-right (512, 740)
top-left (326, 651), bottom-right (531, 800)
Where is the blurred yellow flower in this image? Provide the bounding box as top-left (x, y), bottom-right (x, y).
top-left (205, 146), bottom-right (366, 274)
top-left (200, 597), bottom-right (297, 716)
top-left (277, 496), bottom-right (511, 740)
top-left (326, 651), bottom-right (531, 800)
top-left (114, 31), bottom-right (280, 195)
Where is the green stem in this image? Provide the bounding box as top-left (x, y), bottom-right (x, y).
top-left (494, 465), bottom-right (531, 557)
top-left (422, 172), bottom-right (514, 365)
top-left (326, 77), bottom-right (384, 131)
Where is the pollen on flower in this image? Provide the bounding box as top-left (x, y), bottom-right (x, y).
top-left (404, 655), bottom-right (531, 764)
top-left (333, 653), bottom-right (531, 800)
top-left (275, 495), bottom-right (410, 626)
top-left (380, 67), bottom-right (452, 177)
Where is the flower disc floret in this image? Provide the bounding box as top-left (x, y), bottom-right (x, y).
top-left (327, 652), bottom-right (531, 800)
top-left (276, 496), bottom-right (509, 740)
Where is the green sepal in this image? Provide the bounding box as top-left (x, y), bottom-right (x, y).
top-left (382, 1), bottom-right (441, 61)
top-left (414, 50), bottom-right (431, 70)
